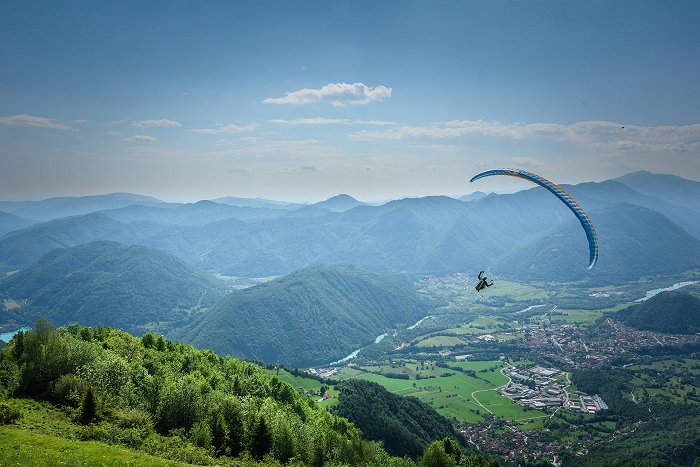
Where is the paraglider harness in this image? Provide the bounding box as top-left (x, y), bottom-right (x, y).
top-left (475, 271), bottom-right (493, 292)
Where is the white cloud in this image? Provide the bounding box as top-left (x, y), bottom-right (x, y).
top-left (0, 114), bottom-right (71, 129)
top-left (353, 119), bottom-right (700, 153)
top-left (269, 117), bottom-right (396, 126)
top-left (263, 83), bottom-right (392, 107)
top-left (126, 135), bottom-right (157, 142)
top-left (131, 119), bottom-right (182, 128)
top-left (192, 123), bottom-right (257, 135)
top-left (270, 118), bottom-right (351, 126)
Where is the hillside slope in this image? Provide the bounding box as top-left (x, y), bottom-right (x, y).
top-left (180, 265), bottom-right (432, 367)
top-left (615, 290), bottom-right (700, 334)
top-left (0, 241), bottom-right (226, 333)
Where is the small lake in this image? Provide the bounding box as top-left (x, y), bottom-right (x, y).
top-left (0, 326), bottom-right (30, 343)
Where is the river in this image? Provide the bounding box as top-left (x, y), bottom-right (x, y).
top-left (0, 326), bottom-right (30, 343)
top-left (635, 280), bottom-right (699, 302)
top-left (327, 315), bottom-right (433, 366)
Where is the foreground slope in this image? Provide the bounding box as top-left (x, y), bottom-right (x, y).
top-left (180, 265), bottom-right (432, 368)
top-left (0, 241), bottom-right (226, 333)
top-left (0, 323), bottom-right (488, 466)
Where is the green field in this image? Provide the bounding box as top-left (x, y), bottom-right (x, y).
top-left (415, 336), bottom-right (467, 347)
top-left (336, 360), bottom-right (547, 423)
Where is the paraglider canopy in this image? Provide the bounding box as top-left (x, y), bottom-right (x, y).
top-left (470, 168), bottom-right (598, 269)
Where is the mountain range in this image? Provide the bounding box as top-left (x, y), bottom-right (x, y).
top-left (1, 171), bottom-right (699, 283)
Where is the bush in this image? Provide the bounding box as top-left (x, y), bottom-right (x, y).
top-left (0, 401), bottom-right (22, 424)
top-left (53, 373), bottom-right (86, 407)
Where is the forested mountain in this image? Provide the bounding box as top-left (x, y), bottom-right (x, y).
top-left (0, 241), bottom-right (226, 334)
top-left (0, 211), bottom-right (37, 237)
top-left (493, 203), bottom-right (700, 282)
top-left (333, 379), bottom-right (459, 459)
top-left (616, 171), bottom-right (700, 215)
top-left (1, 172), bottom-right (699, 282)
top-left (0, 212), bottom-right (148, 272)
top-left (179, 265), bottom-right (432, 367)
top-left (615, 290), bottom-right (700, 334)
top-left (0, 193), bottom-right (165, 221)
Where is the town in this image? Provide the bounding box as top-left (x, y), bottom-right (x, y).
top-left (500, 365), bottom-right (608, 413)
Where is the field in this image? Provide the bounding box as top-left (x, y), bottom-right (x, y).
top-left (336, 360), bottom-right (547, 423)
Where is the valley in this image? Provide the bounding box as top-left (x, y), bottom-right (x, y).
top-left (1, 172), bottom-right (700, 465)
top-left (296, 272), bottom-right (700, 464)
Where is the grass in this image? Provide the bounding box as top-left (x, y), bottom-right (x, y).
top-left (0, 426), bottom-right (192, 466)
top-left (415, 336), bottom-right (466, 347)
top-left (336, 360), bottom-right (548, 423)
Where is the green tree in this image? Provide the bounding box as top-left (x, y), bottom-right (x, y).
top-left (141, 331), bottom-right (155, 348)
top-left (211, 411), bottom-right (229, 456)
top-left (252, 417), bottom-right (272, 460)
top-left (79, 386), bottom-right (97, 425)
top-left (190, 420), bottom-right (213, 452)
top-left (419, 439), bottom-right (457, 467)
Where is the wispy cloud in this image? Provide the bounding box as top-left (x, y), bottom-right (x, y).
top-left (131, 119), bottom-right (181, 128)
top-left (263, 83), bottom-right (392, 107)
top-left (0, 114), bottom-right (72, 129)
top-left (269, 117), bottom-right (396, 126)
top-left (126, 135), bottom-right (157, 142)
top-left (353, 119), bottom-right (700, 153)
top-left (192, 123), bottom-right (257, 135)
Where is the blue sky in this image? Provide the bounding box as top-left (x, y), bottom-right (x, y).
top-left (1, 0), bottom-right (699, 202)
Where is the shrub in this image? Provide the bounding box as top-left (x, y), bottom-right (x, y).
top-left (0, 401), bottom-right (22, 424)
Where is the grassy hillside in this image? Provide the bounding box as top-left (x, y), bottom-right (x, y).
top-left (180, 265), bottom-right (433, 368)
top-left (616, 290), bottom-right (700, 334)
top-left (0, 321), bottom-right (492, 466)
top-left (0, 241), bottom-right (226, 334)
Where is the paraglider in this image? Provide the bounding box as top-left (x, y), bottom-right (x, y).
top-left (470, 168), bottom-right (598, 269)
top-left (475, 271), bottom-right (493, 292)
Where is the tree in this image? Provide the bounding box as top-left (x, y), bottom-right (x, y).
top-left (141, 331), bottom-right (155, 349)
top-left (211, 411), bottom-right (229, 456)
top-left (80, 386), bottom-right (97, 425)
top-left (418, 439), bottom-right (457, 467)
top-left (252, 417), bottom-right (272, 460)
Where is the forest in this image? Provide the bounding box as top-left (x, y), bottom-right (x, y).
top-left (0, 320), bottom-right (496, 466)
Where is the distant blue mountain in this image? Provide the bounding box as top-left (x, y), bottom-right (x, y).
top-left (210, 195), bottom-right (303, 210)
top-left (0, 192), bottom-right (165, 221)
top-left (0, 211), bottom-right (38, 237)
top-left (615, 171), bottom-right (700, 215)
top-left (458, 191), bottom-right (489, 202)
top-left (312, 194), bottom-right (366, 212)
